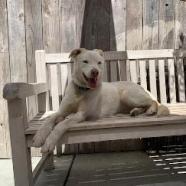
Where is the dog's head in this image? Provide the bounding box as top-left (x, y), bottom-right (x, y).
top-left (70, 48), bottom-right (104, 89)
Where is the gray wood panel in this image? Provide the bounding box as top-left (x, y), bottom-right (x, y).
top-left (159, 0), bottom-right (175, 49)
top-left (25, 0), bottom-right (43, 117)
top-left (175, 0), bottom-right (186, 49)
top-left (42, 0), bottom-right (61, 52)
top-left (0, 0), bottom-right (11, 158)
top-left (25, 0), bottom-right (43, 156)
top-left (7, 0), bottom-right (27, 82)
top-left (143, 0), bottom-right (159, 49)
top-left (126, 0), bottom-right (143, 50)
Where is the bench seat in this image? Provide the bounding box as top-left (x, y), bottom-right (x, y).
top-left (26, 103), bottom-right (186, 146)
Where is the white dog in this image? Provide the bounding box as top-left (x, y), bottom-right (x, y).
top-left (33, 48), bottom-right (169, 153)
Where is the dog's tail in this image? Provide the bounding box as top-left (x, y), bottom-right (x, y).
top-left (157, 103), bottom-right (170, 116)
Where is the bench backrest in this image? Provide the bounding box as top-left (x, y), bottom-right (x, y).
top-left (35, 49), bottom-right (186, 111)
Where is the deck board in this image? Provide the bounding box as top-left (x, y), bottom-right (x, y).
top-left (33, 151), bottom-right (186, 186)
top-left (35, 155), bottom-right (73, 186)
top-left (66, 152), bottom-right (186, 186)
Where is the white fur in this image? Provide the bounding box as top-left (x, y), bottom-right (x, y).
top-left (33, 48), bottom-right (169, 152)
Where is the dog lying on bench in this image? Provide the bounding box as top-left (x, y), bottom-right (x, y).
top-left (33, 48), bottom-right (169, 153)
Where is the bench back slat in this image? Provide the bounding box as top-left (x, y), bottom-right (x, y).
top-left (49, 65), bottom-right (59, 111)
top-left (139, 60), bottom-right (147, 90)
top-left (168, 59), bottom-right (176, 103)
top-left (118, 60), bottom-right (127, 81)
top-left (149, 59), bottom-right (157, 99)
top-left (158, 60), bottom-right (167, 103)
top-left (129, 60), bottom-right (138, 84)
top-left (176, 58), bottom-right (186, 102)
top-left (110, 60), bottom-right (119, 82)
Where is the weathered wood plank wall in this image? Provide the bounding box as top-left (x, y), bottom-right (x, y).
top-left (0, 0), bottom-right (186, 157)
top-left (0, 0), bottom-right (11, 158)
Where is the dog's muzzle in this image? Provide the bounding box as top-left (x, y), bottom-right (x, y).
top-left (83, 68), bottom-right (99, 89)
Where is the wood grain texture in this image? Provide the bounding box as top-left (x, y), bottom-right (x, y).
top-left (158, 59), bottom-right (167, 103)
top-left (35, 50), bottom-right (50, 113)
top-left (7, 0), bottom-right (27, 82)
top-left (126, 0), bottom-right (143, 50)
top-left (0, 0), bottom-right (11, 158)
top-left (0, 53), bottom-right (10, 158)
top-left (143, 0), bottom-right (159, 49)
top-left (60, 0), bottom-right (85, 52)
top-left (129, 60), bottom-right (138, 83)
top-left (111, 0), bottom-right (126, 51)
top-left (26, 103), bottom-right (186, 135)
top-left (58, 49), bottom-right (184, 61)
top-left (35, 156), bottom-right (73, 186)
top-left (175, 0), bottom-right (186, 49)
top-left (25, 0), bottom-right (43, 83)
top-left (168, 59), bottom-right (176, 103)
top-left (174, 0), bottom-right (186, 102)
top-left (109, 0), bottom-right (126, 82)
top-left (149, 59), bottom-right (157, 99)
top-left (176, 58), bottom-right (185, 102)
top-left (42, 0), bottom-right (61, 52)
top-left (25, 0), bottom-right (43, 126)
top-left (49, 65), bottom-right (59, 111)
top-left (8, 99), bottom-right (33, 186)
top-left (3, 83), bottom-right (48, 100)
top-left (159, 0), bottom-right (175, 49)
top-left (139, 60), bottom-right (147, 89)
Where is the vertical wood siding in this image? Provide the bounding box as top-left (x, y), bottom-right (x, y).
top-left (1, 0), bottom-right (186, 157)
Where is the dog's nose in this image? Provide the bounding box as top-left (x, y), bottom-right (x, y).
top-left (91, 68), bottom-right (99, 77)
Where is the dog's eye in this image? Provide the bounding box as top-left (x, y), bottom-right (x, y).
top-left (83, 60), bottom-right (88, 64)
top-left (98, 61), bottom-right (102, 65)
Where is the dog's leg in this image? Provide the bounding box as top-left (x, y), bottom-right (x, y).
top-left (130, 108), bottom-right (146, 116)
top-left (32, 112), bottom-right (63, 147)
top-left (120, 89), bottom-right (154, 116)
top-left (41, 112), bottom-right (85, 153)
top-left (145, 100), bottom-right (158, 116)
top-left (33, 85), bottom-right (77, 147)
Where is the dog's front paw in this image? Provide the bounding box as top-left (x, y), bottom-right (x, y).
top-left (145, 107), bottom-right (156, 116)
top-left (32, 127), bottom-right (52, 147)
top-left (41, 139), bottom-right (56, 153)
top-left (54, 115), bottom-right (64, 124)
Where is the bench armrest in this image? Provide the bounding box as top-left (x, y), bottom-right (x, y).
top-left (3, 82), bottom-right (48, 100)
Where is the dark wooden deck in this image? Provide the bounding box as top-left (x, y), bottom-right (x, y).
top-left (35, 151), bottom-right (186, 186)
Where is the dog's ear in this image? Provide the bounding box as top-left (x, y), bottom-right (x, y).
top-left (94, 49), bottom-right (103, 56)
top-left (69, 48), bottom-right (85, 58)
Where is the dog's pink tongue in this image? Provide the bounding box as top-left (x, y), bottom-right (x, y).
top-left (88, 78), bottom-right (97, 88)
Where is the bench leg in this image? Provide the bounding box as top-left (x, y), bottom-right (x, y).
top-left (56, 142), bottom-right (63, 156)
top-left (11, 145), bottom-right (33, 186)
top-left (44, 153), bottom-right (55, 171)
top-left (8, 99), bottom-right (33, 186)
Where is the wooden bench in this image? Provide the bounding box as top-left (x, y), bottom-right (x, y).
top-left (3, 49), bottom-right (186, 186)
